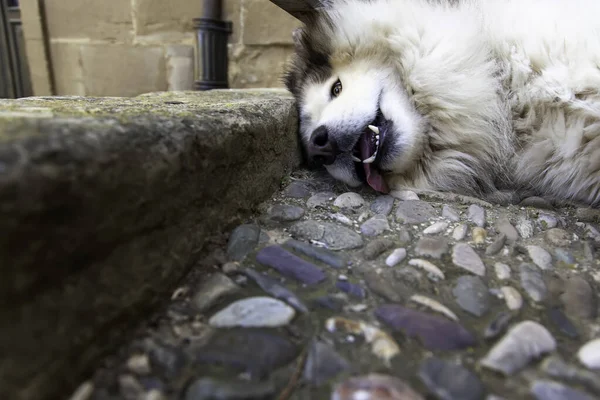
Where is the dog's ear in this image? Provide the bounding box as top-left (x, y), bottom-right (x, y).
top-left (292, 28), bottom-right (303, 49)
top-left (283, 67), bottom-right (297, 95)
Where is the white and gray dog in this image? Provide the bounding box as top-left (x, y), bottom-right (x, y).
top-left (284, 0), bottom-right (600, 207)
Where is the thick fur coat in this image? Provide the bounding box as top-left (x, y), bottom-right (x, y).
top-left (284, 0), bottom-right (600, 207)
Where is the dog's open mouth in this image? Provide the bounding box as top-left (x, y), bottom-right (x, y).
top-left (352, 110), bottom-right (391, 194)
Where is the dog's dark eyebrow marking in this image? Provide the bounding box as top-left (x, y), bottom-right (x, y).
top-left (283, 25), bottom-right (333, 96)
top-left (282, 4), bottom-right (343, 96)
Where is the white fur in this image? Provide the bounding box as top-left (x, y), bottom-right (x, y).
top-left (290, 0), bottom-right (600, 206)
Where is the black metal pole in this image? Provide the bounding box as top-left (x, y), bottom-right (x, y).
top-left (194, 0), bottom-right (232, 91)
top-left (203, 0), bottom-right (222, 20)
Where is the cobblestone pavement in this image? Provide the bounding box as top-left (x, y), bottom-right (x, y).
top-left (73, 169), bottom-right (600, 400)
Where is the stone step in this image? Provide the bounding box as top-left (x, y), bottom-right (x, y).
top-left (0, 89), bottom-right (300, 400)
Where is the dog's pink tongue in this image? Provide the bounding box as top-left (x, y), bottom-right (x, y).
top-left (360, 133), bottom-right (390, 194)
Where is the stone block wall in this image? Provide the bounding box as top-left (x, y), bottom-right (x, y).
top-left (226, 0), bottom-right (300, 88)
top-left (22, 0), bottom-right (300, 97)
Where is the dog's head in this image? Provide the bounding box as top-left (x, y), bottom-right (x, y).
top-left (284, 0), bottom-right (513, 199)
top-left (284, 8), bottom-right (425, 194)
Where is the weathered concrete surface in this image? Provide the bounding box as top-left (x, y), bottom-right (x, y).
top-left (0, 89), bottom-right (301, 400)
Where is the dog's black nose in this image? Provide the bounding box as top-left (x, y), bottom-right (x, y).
top-left (307, 126), bottom-right (338, 166)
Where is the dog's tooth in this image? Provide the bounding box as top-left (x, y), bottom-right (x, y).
top-left (368, 125), bottom-right (380, 134)
top-left (376, 140), bottom-right (380, 146)
top-left (376, 134), bottom-right (380, 140)
top-left (363, 155), bottom-right (376, 164)
top-left (351, 155), bottom-right (361, 162)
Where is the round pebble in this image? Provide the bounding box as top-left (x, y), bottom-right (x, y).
top-left (545, 228), bottom-right (571, 247)
top-left (306, 191), bottom-right (335, 209)
top-left (415, 237), bottom-right (449, 259)
top-left (119, 375), bottom-right (144, 399)
top-left (501, 286), bottom-right (523, 310)
top-left (442, 204), bottom-right (461, 221)
top-left (560, 277), bottom-right (596, 319)
top-left (361, 215), bottom-right (390, 236)
top-left (453, 275), bottom-right (491, 316)
top-left (303, 340), bottom-right (350, 386)
top-left (481, 321), bottom-right (556, 375)
top-left (583, 241), bottom-right (595, 261)
top-left (531, 380), bottom-right (594, 400)
top-left (554, 248), bottom-right (575, 264)
top-left (472, 227), bottom-right (487, 244)
top-left (496, 218), bottom-right (519, 242)
top-left (585, 224), bottom-right (600, 241)
top-left (516, 216), bottom-right (534, 239)
top-left (519, 263), bottom-right (547, 302)
top-left (371, 195), bottom-right (395, 215)
top-left (209, 296), bottom-right (295, 328)
top-left (391, 190), bottom-right (420, 201)
top-left (578, 339), bottom-right (600, 369)
top-left (364, 238), bottom-right (395, 260)
top-left (364, 270), bottom-right (406, 302)
top-left (334, 192), bottom-right (365, 209)
top-left (127, 354), bottom-right (151, 375)
top-left (243, 268), bottom-right (309, 313)
top-left (192, 273), bottom-right (240, 312)
top-left (227, 224), bottom-right (260, 261)
top-left (411, 294), bottom-right (458, 321)
top-left (289, 220), bottom-right (364, 250)
top-left (257, 244), bottom-right (327, 284)
top-left (494, 263), bottom-right (511, 280)
top-left (520, 196), bottom-right (554, 210)
top-left (376, 304), bottom-right (476, 350)
top-left (331, 213), bottom-right (353, 226)
top-left (221, 261), bottom-right (240, 274)
top-left (486, 234), bottom-right (506, 255)
top-left (408, 259), bottom-right (445, 280)
top-left (284, 181), bottom-right (312, 198)
top-left (576, 207), bottom-right (600, 223)
top-left (452, 243), bottom-right (486, 276)
top-left (423, 221), bottom-right (449, 235)
top-left (468, 204), bottom-right (486, 227)
top-left (453, 224), bottom-right (468, 240)
top-left (418, 357), bottom-right (485, 400)
top-left (396, 201), bottom-right (437, 224)
top-left (69, 382), bottom-right (94, 400)
top-left (386, 248), bottom-right (407, 267)
top-left (484, 312), bottom-right (513, 339)
top-left (526, 245), bottom-right (553, 270)
top-left (268, 204), bottom-right (305, 221)
top-left (538, 213), bottom-right (558, 229)
top-left (548, 307), bottom-right (579, 339)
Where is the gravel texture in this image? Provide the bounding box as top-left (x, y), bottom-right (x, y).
top-left (76, 169), bottom-right (600, 400)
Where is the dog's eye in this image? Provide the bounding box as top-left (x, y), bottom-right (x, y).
top-left (331, 80), bottom-right (342, 98)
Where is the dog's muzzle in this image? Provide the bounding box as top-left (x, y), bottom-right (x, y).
top-left (307, 125), bottom-right (339, 166)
